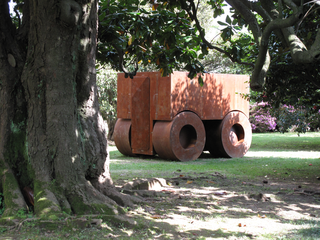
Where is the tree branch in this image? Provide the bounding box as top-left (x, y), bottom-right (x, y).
top-left (251, 10), bottom-right (303, 89)
top-left (227, 0), bottom-right (262, 41)
top-left (179, 0), bottom-right (254, 67)
top-left (111, 43), bottom-right (138, 78)
top-left (282, 27), bottom-right (320, 63)
top-left (225, 0), bottom-right (271, 90)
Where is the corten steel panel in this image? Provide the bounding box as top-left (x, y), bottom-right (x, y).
top-left (235, 75), bottom-right (250, 117)
top-left (222, 75), bottom-right (235, 116)
top-left (149, 72), bottom-right (171, 121)
top-left (221, 74), bottom-right (249, 117)
top-left (131, 76), bottom-right (151, 154)
top-left (201, 74), bottom-right (224, 119)
top-left (118, 72), bottom-right (249, 120)
top-left (201, 73), bottom-right (250, 119)
top-left (117, 73), bottom-right (132, 119)
top-left (170, 72), bottom-right (202, 118)
top-left (187, 77), bottom-right (202, 117)
top-left (170, 72), bottom-right (188, 118)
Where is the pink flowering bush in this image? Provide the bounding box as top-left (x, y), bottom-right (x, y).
top-left (250, 100), bottom-right (320, 134)
top-left (249, 102), bottom-right (277, 133)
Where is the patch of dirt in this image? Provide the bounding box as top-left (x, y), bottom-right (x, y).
top-left (116, 171), bottom-right (320, 239)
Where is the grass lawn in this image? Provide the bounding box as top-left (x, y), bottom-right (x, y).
top-left (110, 132), bottom-right (320, 183)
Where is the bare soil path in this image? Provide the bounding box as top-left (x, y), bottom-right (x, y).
top-left (114, 169), bottom-right (320, 239)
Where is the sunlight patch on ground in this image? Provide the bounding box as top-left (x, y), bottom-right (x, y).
top-left (300, 203), bottom-right (320, 209)
top-left (245, 151), bottom-right (320, 159)
top-left (151, 211), bottom-right (314, 238)
top-left (109, 145), bottom-right (320, 159)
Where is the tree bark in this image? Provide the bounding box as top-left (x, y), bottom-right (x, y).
top-left (0, 0), bottom-right (29, 217)
top-left (0, 0), bottom-right (137, 220)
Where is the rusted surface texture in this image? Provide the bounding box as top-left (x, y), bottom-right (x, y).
top-left (116, 71), bottom-right (251, 161)
top-left (205, 111), bottom-right (252, 158)
top-left (169, 73), bottom-right (250, 119)
top-left (118, 72), bottom-right (249, 121)
top-left (152, 112), bottom-right (205, 161)
top-left (117, 75), bottom-right (132, 119)
top-left (113, 119), bottom-right (135, 156)
top-left (131, 77), bottom-right (151, 154)
top-left (150, 73), bottom-right (171, 120)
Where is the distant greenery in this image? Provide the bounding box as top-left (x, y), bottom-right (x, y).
top-left (96, 65), bottom-right (118, 139)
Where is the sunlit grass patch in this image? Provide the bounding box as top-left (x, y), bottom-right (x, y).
top-left (109, 132), bottom-right (320, 182)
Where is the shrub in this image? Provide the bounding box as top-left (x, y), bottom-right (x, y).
top-left (249, 102), bottom-right (277, 133)
top-left (96, 65), bottom-right (117, 140)
top-left (307, 108), bottom-right (320, 132)
top-left (272, 104), bottom-right (309, 134)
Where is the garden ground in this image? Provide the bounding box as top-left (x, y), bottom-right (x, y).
top-left (0, 133), bottom-right (319, 239)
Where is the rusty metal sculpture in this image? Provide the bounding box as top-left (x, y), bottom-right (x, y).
top-left (114, 72), bottom-right (252, 161)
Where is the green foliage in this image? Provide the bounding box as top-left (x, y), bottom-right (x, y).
top-left (15, 208), bottom-right (32, 219)
top-left (96, 65), bottom-right (117, 123)
top-left (0, 193), bottom-right (4, 215)
top-left (307, 108), bottom-right (320, 131)
top-left (232, 3), bottom-right (319, 109)
top-left (98, 0), bottom-right (206, 79)
top-left (272, 105), bottom-right (315, 135)
top-left (206, 0), bottom-right (226, 18)
top-left (207, 1), bottom-right (320, 112)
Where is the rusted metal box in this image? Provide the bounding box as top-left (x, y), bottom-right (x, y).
top-left (114, 72), bottom-right (251, 161)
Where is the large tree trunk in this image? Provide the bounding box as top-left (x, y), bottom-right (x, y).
top-left (0, 0), bottom-right (136, 220)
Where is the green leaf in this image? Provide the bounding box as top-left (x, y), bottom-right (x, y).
top-left (183, 36), bottom-right (193, 42)
top-left (99, 12), bottom-right (106, 21)
top-left (198, 76), bottom-right (204, 87)
top-left (226, 15), bottom-right (232, 24)
top-left (217, 21), bottom-right (228, 26)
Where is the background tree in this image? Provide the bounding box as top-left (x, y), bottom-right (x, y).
top-left (98, 0), bottom-right (319, 92)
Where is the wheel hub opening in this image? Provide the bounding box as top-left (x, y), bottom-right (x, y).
top-left (229, 124), bottom-right (245, 146)
top-left (179, 125), bottom-right (197, 149)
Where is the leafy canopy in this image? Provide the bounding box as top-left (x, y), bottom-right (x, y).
top-left (97, 0), bottom-right (208, 80)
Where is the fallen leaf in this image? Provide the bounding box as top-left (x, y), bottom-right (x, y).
top-left (151, 215), bottom-right (165, 219)
top-left (258, 214), bottom-right (266, 218)
top-left (207, 181), bottom-right (215, 183)
top-left (179, 175), bottom-right (184, 177)
top-left (186, 181), bottom-right (193, 184)
top-left (238, 223), bottom-right (247, 227)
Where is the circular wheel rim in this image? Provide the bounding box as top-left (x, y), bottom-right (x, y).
top-left (220, 111), bottom-right (252, 158)
top-left (153, 112), bottom-right (205, 161)
top-left (113, 119), bottom-right (135, 156)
